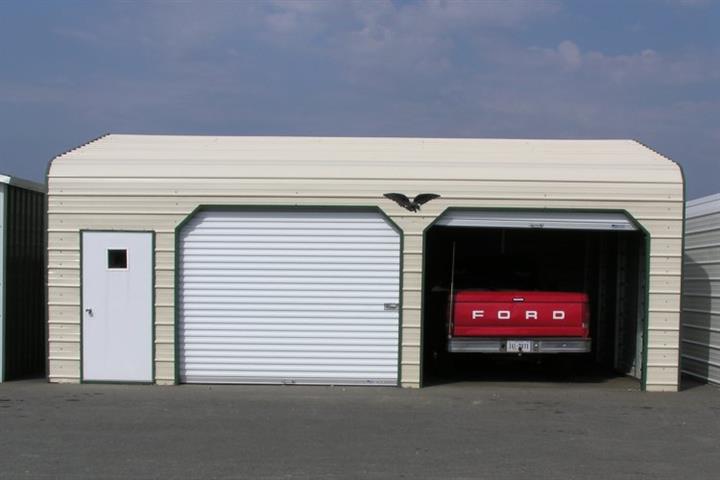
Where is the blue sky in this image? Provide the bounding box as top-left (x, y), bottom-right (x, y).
top-left (0, 0), bottom-right (718, 199)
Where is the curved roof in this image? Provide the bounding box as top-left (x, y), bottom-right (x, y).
top-left (49, 134), bottom-right (683, 184)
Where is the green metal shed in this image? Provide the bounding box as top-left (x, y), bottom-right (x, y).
top-left (0, 173), bottom-right (46, 382)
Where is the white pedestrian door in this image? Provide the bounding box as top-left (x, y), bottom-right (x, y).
top-left (82, 231), bottom-right (153, 382)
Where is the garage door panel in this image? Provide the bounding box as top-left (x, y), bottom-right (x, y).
top-left (181, 331), bottom-right (398, 341)
top-left (184, 372), bottom-right (397, 383)
top-left (183, 337), bottom-right (399, 347)
top-left (181, 320), bottom-right (399, 329)
top-left (185, 364), bottom-right (399, 373)
top-left (183, 238), bottom-right (399, 248)
top-left (181, 285), bottom-right (400, 294)
top-left (181, 302), bottom-right (396, 312)
top-left (190, 218), bottom-right (393, 228)
top-left (184, 356), bottom-right (399, 366)
top-left (182, 271), bottom-right (400, 281)
top-left (182, 247), bottom-right (400, 256)
top-left (182, 279), bottom-right (400, 288)
top-left (181, 263), bottom-right (399, 272)
top-left (179, 209), bottom-right (401, 385)
top-left (181, 310), bottom-right (398, 319)
top-left (180, 319), bottom-right (399, 328)
top-left (181, 326), bottom-right (399, 335)
top-left (181, 304), bottom-right (399, 313)
top-left (182, 259), bottom-right (399, 268)
top-left (184, 344), bottom-right (398, 353)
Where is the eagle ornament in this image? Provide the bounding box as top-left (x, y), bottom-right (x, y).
top-left (383, 193), bottom-right (440, 212)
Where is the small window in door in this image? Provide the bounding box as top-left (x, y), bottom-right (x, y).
top-left (108, 249), bottom-right (128, 270)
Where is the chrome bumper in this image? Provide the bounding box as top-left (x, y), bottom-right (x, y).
top-left (448, 337), bottom-right (592, 353)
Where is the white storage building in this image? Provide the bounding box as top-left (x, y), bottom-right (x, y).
top-left (47, 135), bottom-right (684, 391)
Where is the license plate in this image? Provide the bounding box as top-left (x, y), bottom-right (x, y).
top-left (506, 340), bottom-right (533, 353)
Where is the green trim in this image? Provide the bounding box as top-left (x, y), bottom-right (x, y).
top-left (428, 205), bottom-right (651, 223)
top-left (418, 206), bottom-right (652, 390)
top-left (674, 161), bottom-right (687, 390)
top-left (79, 231), bottom-right (83, 383)
top-left (640, 232), bottom-right (651, 391)
top-left (397, 230), bottom-right (404, 388)
top-left (419, 220), bottom-right (428, 388)
top-left (79, 229), bottom-right (155, 384)
top-left (151, 233), bottom-right (157, 383)
top-left (173, 204), bottom-right (405, 386)
top-left (174, 222), bottom-right (180, 385)
top-left (44, 175), bottom-right (50, 383)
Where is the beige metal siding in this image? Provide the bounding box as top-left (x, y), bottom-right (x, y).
top-left (46, 135), bottom-right (684, 391)
top-left (682, 194), bottom-right (720, 384)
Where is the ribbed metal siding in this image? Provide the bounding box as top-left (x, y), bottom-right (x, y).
top-left (178, 209), bottom-right (401, 385)
top-left (682, 194), bottom-right (720, 384)
top-left (4, 185), bottom-right (46, 380)
top-left (0, 184), bottom-right (5, 380)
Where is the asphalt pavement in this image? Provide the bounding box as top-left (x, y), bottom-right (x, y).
top-left (0, 377), bottom-right (718, 479)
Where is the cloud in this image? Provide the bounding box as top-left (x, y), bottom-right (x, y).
top-left (530, 40), bottom-right (719, 87)
top-left (556, 40), bottom-right (582, 69)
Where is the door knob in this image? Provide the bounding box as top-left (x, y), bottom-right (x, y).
top-left (85, 308), bottom-right (94, 317)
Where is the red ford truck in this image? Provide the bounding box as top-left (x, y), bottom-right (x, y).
top-left (447, 290), bottom-right (591, 354)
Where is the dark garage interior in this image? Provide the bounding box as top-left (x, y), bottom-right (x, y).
top-left (421, 220), bottom-right (647, 386)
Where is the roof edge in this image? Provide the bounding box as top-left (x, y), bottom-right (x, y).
top-left (687, 192), bottom-right (720, 218)
top-left (0, 173), bottom-right (46, 193)
top-left (46, 132), bottom-right (111, 180)
top-left (632, 138), bottom-right (685, 189)
top-left (51, 132), bottom-right (111, 161)
top-left (81, 132), bottom-right (644, 142)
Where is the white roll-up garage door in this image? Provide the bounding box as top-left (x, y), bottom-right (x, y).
top-left (178, 209), bottom-right (401, 385)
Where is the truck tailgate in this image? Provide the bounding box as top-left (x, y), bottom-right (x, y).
top-left (452, 291), bottom-right (589, 337)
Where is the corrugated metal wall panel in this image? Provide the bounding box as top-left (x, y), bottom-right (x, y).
top-left (178, 210), bottom-right (401, 385)
top-left (682, 195), bottom-right (720, 385)
top-left (48, 192), bottom-right (685, 210)
top-left (46, 136), bottom-right (685, 390)
top-left (3, 184), bottom-right (45, 380)
top-left (0, 184), bottom-right (5, 380)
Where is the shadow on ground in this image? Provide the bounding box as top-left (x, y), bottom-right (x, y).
top-left (423, 353), bottom-right (636, 388)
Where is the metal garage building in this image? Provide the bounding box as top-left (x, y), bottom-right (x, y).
top-left (682, 193), bottom-right (720, 384)
top-left (1, 174), bottom-right (45, 382)
top-left (47, 135), bottom-right (684, 391)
